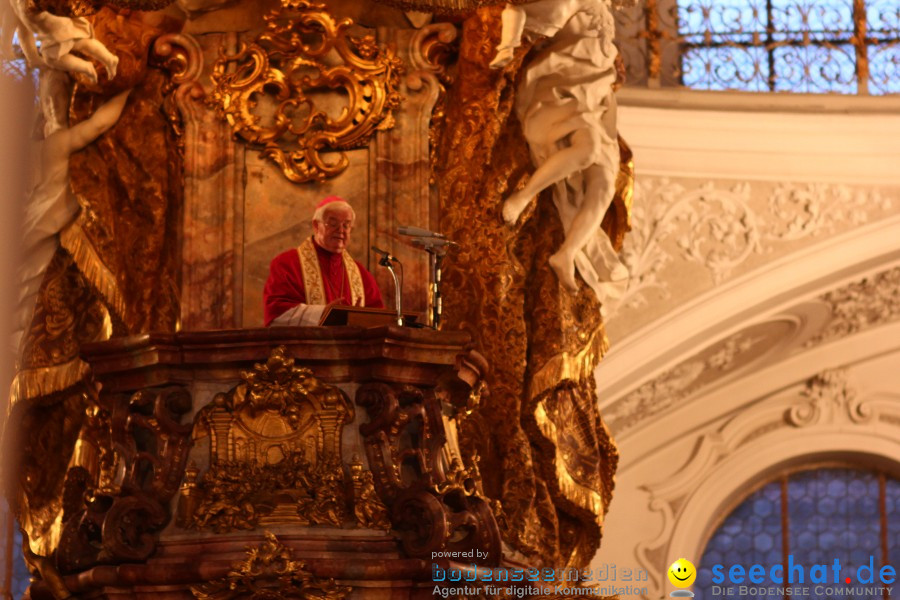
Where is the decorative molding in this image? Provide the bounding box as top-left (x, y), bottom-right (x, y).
top-left (355, 382), bottom-right (501, 564)
top-left (765, 183), bottom-right (892, 246)
top-left (803, 266), bottom-right (900, 348)
top-left (618, 177), bottom-right (893, 312)
top-left (209, 0), bottom-right (404, 184)
top-left (787, 368), bottom-right (873, 427)
top-left (597, 216), bottom-right (900, 410)
top-left (56, 387), bottom-right (193, 573)
top-left (633, 368), bottom-right (900, 598)
top-left (616, 102), bottom-right (900, 185)
top-left (606, 265), bottom-right (900, 437)
top-left (152, 32), bottom-right (245, 329)
top-left (604, 321), bottom-right (787, 435)
top-left (368, 22), bottom-right (457, 317)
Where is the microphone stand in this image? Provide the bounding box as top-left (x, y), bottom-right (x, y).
top-left (413, 238), bottom-right (450, 330)
top-left (430, 250), bottom-right (444, 330)
top-left (373, 247), bottom-right (404, 326)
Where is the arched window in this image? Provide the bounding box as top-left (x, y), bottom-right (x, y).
top-left (695, 467), bottom-right (900, 599)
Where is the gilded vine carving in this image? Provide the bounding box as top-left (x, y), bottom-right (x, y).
top-left (209, 0), bottom-right (404, 183)
top-left (349, 456), bottom-right (390, 530)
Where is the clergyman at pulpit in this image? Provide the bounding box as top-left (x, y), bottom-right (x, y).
top-left (263, 196), bottom-right (384, 326)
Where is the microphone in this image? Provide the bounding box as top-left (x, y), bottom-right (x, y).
top-left (398, 225), bottom-right (447, 239)
top-left (411, 237), bottom-right (457, 248)
top-left (371, 245), bottom-right (399, 262)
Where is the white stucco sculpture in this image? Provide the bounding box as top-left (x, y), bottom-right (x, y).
top-left (491, 0), bottom-right (627, 305)
top-left (4, 0), bottom-right (119, 135)
top-left (13, 90), bottom-right (130, 355)
top-left (7, 0), bottom-right (118, 83)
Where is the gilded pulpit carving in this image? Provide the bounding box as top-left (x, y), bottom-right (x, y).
top-left (191, 532), bottom-right (351, 600)
top-left (356, 381), bottom-right (501, 564)
top-left (180, 346), bottom-right (369, 532)
top-left (55, 386), bottom-right (194, 573)
top-left (208, 0), bottom-right (405, 184)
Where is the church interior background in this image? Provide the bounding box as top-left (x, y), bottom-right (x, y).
top-left (0, 0), bottom-right (898, 597)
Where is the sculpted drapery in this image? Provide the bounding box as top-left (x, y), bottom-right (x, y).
top-left (433, 5), bottom-right (630, 570)
top-left (8, 8), bottom-right (182, 557)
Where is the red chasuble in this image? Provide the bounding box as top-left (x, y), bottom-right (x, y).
top-left (263, 238), bottom-right (384, 326)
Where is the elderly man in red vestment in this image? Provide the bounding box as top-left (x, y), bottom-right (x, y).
top-left (264, 196), bottom-right (384, 326)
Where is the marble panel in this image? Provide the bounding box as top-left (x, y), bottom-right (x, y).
top-left (368, 24), bottom-right (457, 322)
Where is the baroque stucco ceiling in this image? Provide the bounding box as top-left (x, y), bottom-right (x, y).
top-left (597, 90), bottom-right (900, 462)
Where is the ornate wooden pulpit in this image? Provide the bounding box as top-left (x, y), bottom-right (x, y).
top-left (27, 326), bottom-right (501, 599)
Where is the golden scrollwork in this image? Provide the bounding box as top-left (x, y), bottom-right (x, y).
top-left (192, 532), bottom-right (351, 600)
top-left (183, 347), bottom-right (355, 532)
top-left (209, 0), bottom-right (405, 184)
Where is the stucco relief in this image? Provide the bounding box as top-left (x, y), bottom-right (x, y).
top-left (604, 322), bottom-right (778, 435)
top-left (614, 177), bottom-right (896, 320)
top-left (804, 266), bottom-right (900, 348)
top-left (605, 265), bottom-right (900, 437)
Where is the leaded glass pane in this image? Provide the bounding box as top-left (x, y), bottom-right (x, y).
top-left (0, 499), bottom-right (31, 599)
top-left (678, 0), bottom-right (768, 38)
top-left (11, 529), bottom-right (30, 599)
top-left (787, 470), bottom-right (881, 599)
top-left (695, 482), bottom-right (784, 600)
top-left (771, 0), bottom-right (853, 41)
top-left (681, 46), bottom-right (770, 91)
top-left (772, 44), bottom-right (858, 93)
top-left (867, 0), bottom-right (900, 40)
top-left (888, 478), bottom-right (900, 568)
top-left (869, 43), bottom-right (900, 95)
top-left (668, 0), bottom-right (899, 93)
top-left (697, 469), bottom-right (895, 600)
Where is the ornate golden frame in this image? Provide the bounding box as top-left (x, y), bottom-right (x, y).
top-left (209, 0), bottom-right (404, 183)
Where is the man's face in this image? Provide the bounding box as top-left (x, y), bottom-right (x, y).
top-left (313, 205), bottom-right (354, 253)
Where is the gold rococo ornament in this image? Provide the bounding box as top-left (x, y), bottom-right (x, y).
top-left (182, 347), bottom-right (357, 532)
top-left (209, 0), bottom-right (405, 184)
top-left (191, 532), bottom-right (351, 600)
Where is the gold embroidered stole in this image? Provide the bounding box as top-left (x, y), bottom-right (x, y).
top-left (296, 238), bottom-right (365, 306)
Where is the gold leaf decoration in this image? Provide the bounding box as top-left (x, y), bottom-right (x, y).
top-left (183, 347), bottom-right (355, 532)
top-left (348, 456), bottom-right (390, 530)
top-left (192, 532), bottom-right (351, 600)
top-left (209, 0), bottom-right (405, 184)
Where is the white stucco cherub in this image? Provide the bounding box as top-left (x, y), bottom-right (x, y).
top-left (7, 0), bottom-right (118, 83)
top-left (491, 0), bottom-right (627, 304)
top-left (3, 0), bottom-right (119, 135)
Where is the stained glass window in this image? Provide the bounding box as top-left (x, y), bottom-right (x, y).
top-left (694, 468), bottom-right (898, 600)
top-left (676, 0), bottom-right (900, 94)
top-left (613, 0), bottom-right (900, 94)
top-left (0, 499), bottom-right (31, 599)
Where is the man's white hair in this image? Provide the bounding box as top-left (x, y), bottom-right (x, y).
top-left (312, 200), bottom-right (356, 223)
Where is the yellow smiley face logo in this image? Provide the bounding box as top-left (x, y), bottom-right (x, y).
top-left (667, 558), bottom-right (697, 588)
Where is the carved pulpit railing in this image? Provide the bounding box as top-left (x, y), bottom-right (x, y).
top-left (26, 326), bottom-right (503, 599)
